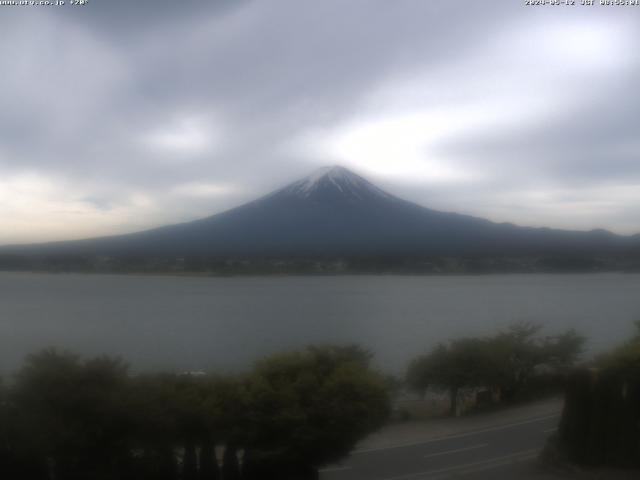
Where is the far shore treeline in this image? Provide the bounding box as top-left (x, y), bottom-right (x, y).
top-left (2, 252), bottom-right (640, 275)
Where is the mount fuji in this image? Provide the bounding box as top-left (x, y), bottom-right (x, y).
top-left (2, 166), bottom-right (637, 263)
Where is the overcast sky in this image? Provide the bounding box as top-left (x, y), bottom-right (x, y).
top-left (1, 0), bottom-right (639, 244)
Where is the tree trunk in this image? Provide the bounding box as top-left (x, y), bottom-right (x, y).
top-left (240, 449), bottom-right (258, 480)
top-left (198, 439), bottom-right (219, 480)
top-left (449, 386), bottom-right (459, 417)
top-left (221, 444), bottom-right (240, 480)
top-left (157, 445), bottom-right (178, 480)
top-left (183, 441), bottom-right (197, 480)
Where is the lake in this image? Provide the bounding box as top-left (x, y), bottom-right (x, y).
top-left (0, 272), bottom-right (638, 375)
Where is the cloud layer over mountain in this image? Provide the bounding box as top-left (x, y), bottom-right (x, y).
top-left (1, 0), bottom-right (639, 243)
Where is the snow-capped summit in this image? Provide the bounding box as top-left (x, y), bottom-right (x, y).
top-left (277, 165), bottom-right (392, 202)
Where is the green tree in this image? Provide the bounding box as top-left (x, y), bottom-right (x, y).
top-left (202, 375), bottom-right (246, 479)
top-left (0, 376), bottom-right (11, 475)
top-left (543, 329), bottom-right (586, 369)
top-left (407, 323), bottom-right (586, 413)
top-left (128, 374), bottom-right (183, 480)
top-left (2, 345), bottom-right (392, 480)
top-left (12, 349), bottom-right (132, 480)
top-left (407, 338), bottom-right (497, 416)
top-left (170, 375), bottom-right (211, 480)
top-left (241, 345), bottom-right (390, 479)
top-left (0, 374), bottom-right (49, 480)
top-left (491, 322), bottom-right (585, 401)
top-left (558, 322), bottom-right (640, 468)
top-left (490, 322), bottom-right (546, 401)
top-left (597, 321), bottom-right (640, 377)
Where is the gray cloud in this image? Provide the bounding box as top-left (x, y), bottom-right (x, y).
top-left (1, 0), bottom-right (640, 243)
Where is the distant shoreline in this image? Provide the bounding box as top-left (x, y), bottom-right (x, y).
top-left (2, 267), bottom-right (640, 279)
top-left (2, 250), bottom-right (640, 278)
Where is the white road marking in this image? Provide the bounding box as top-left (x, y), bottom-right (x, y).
top-left (380, 449), bottom-right (540, 480)
top-left (353, 413), bottom-right (560, 455)
top-left (423, 443), bottom-right (488, 459)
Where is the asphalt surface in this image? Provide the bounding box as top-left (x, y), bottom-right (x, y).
top-left (319, 412), bottom-right (560, 480)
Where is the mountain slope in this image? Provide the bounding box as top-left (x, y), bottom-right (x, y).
top-left (2, 166), bottom-right (637, 258)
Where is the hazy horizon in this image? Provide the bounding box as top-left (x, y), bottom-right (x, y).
top-left (2, 164), bottom-right (639, 249)
top-left (2, 0), bottom-right (640, 244)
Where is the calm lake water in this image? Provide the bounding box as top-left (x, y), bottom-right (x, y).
top-left (0, 272), bottom-right (639, 375)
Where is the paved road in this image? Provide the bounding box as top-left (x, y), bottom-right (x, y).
top-left (320, 412), bottom-right (560, 480)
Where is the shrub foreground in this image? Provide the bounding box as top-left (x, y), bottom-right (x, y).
top-left (0, 345), bottom-right (390, 480)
